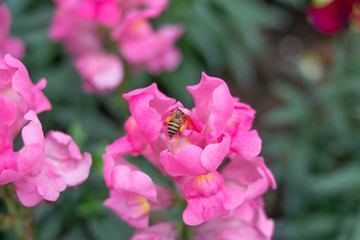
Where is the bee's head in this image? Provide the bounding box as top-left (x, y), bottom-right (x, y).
top-left (174, 109), bottom-right (182, 117)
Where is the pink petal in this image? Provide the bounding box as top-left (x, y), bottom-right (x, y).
top-left (0, 111), bottom-right (44, 185)
top-left (13, 160), bottom-right (67, 207)
top-left (222, 156), bottom-right (276, 200)
top-left (130, 222), bottom-right (177, 240)
top-left (230, 130), bottom-right (262, 158)
top-left (161, 146), bottom-right (205, 177)
top-left (104, 190), bottom-right (150, 229)
top-left (44, 131), bottom-right (92, 186)
top-left (111, 164), bottom-right (157, 201)
top-left (0, 5), bottom-right (25, 58)
top-left (187, 72), bottom-right (234, 142)
top-left (161, 134), bottom-right (230, 177)
top-left (123, 83), bottom-right (176, 144)
top-left (33, 78), bottom-right (52, 113)
top-left (106, 135), bottom-right (137, 156)
top-left (0, 95), bottom-right (16, 128)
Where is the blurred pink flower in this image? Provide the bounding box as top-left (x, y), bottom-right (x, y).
top-left (307, 0), bottom-right (357, 34)
top-left (103, 154), bottom-right (172, 229)
top-left (49, 1), bottom-right (103, 56)
top-left (143, 25), bottom-right (183, 74)
top-left (49, 0), bottom-right (182, 95)
top-left (120, 0), bottom-right (168, 18)
top-left (112, 12), bottom-right (183, 74)
top-left (76, 0), bottom-right (121, 27)
top-left (0, 4), bottom-right (25, 58)
top-left (74, 53), bottom-right (124, 94)
top-left (13, 130), bottom-right (92, 207)
top-left (130, 222), bottom-right (177, 240)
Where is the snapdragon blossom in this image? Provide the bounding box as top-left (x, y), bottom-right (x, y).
top-left (49, 0), bottom-right (182, 94)
top-left (103, 72), bottom-right (275, 238)
top-left (0, 3), bottom-right (25, 58)
top-left (0, 54), bottom-right (92, 207)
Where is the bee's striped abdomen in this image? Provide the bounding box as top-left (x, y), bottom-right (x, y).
top-left (167, 121), bottom-right (181, 137)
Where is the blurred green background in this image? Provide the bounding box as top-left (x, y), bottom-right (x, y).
top-left (2, 0), bottom-right (360, 239)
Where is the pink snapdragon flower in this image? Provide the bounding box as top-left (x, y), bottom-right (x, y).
top-left (103, 154), bottom-right (172, 229)
top-left (0, 4), bottom-right (25, 58)
top-left (13, 131), bottom-right (92, 207)
top-left (0, 54), bottom-right (92, 207)
top-left (130, 222), bottom-right (177, 240)
top-left (104, 72), bottom-right (273, 233)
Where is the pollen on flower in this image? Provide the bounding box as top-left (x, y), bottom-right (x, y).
top-left (194, 173), bottom-right (214, 184)
top-left (138, 196), bottom-right (150, 213)
top-left (128, 117), bottom-right (137, 128)
top-left (181, 118), bottom-right (192, 131)
top-left (133, 19), bottom-right (147, 30)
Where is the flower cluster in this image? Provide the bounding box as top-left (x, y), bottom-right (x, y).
top-left (307, 0), bottom-right (360, 34)
top-left (49, 0), bottom-right (183, 95)
top-left (0, 3), bottom-right (25, 58)
top-left (0, 54), bottom-right (92, 207)
top-left (103, 72), bottom-right (276, 239)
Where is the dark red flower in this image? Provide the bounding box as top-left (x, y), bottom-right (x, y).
top-left (308, 0), bottom-right (357, 34)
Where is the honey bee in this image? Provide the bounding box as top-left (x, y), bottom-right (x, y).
top-left (167, 109), bottom-right (187, 137)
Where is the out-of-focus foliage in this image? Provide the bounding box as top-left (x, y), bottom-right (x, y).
top-left (157, 0), bottom-right (288, 102)
top-left (263, 33), bottom-right (360, 240)
top-left (2, 0), bottom-right (360, 239)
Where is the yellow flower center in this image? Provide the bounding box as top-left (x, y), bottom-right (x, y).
top-left (133, 19), bottom-right (146, 30)
top-left (138, 196), bottom-right (150, 212)
top-left (194, 173), bottom-right (214, 184)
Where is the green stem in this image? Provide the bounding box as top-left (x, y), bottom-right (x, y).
top-left (2, 184), bottom-right (34, 240)
top-left (173, 192), bottom-right (194, 240)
